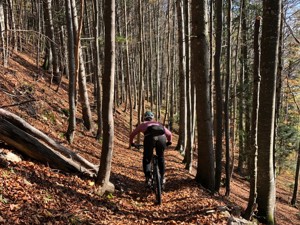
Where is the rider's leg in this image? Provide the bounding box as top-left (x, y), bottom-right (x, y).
top-left (143, 135), bottom-right (154, 183)
top-left (155, 135), bottom-right (167, 181)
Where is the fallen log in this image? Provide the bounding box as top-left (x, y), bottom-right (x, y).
top-left (0, 109), bottom-right (98, 177)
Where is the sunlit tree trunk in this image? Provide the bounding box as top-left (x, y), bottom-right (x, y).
top-left (93, 0), bottom-right (103, 140)
top-left (244, 16), bottom-right (261, 220)
top-left (214, 0), bottom-right (223, 192)
top-left (71, 0), bottom-right (93, 131)
top-left (257, 1), bottom-right (281, 223)
top-left (7, 0), bottom-right (17, 51)
top-left (137, 0), bottom-right (144, 126)
top-left (95, 0), bottom-right (115, 194)
top-left (0, 0), bottom-right (7, 67)
top-left (123, 0), bottom-right (133, 135)
top-left (175, 0), bottom-right (187, 153)
top-left (192, 0), bottom-right (215, 192)
top-left (43, 0), bottom-right (60, 84)
top-left (65, 0), bottom-right (76, 144)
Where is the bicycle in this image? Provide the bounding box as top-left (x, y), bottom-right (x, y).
top-left (131, 142), bottom-right (163, 205)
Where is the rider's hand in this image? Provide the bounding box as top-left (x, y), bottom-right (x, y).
top-left (131, 143), bottom-right (135, 147)
top-left (166, 141), bottom-right (172, 146)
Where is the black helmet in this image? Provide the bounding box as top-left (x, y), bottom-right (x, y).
top-left (144, 111), bottom-right (154, 121)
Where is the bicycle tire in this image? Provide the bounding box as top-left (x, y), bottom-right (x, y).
top-left (153, 159), bottom-right (162, 205)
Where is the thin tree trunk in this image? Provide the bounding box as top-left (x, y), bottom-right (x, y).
top-left (123, 0), bottom-right (133, 135)
top-left (65, 0), bottom-right (77, 144)
top-left (214, 0), bottom-right (223, 192)
top-left (225, 0), bottom-right (232, 197)
top-left (137, 0), bottom-right (144, 126)
top-left (291, 143), bottom-right (300, 205)
top-left (93, 0), bottom-right (103, 140)
top-left (175, 0), bottom-right (187, 153)
top-left (43, 0), bottom-right (60, 84)
top-left (71, 0), bottom-right (93, 131)
top-left (244, 16), bottom-right (261, 220)
top-left (0, 0), bottom-right (7, 67)
top-left (95, 0), bottom-right (115, 194)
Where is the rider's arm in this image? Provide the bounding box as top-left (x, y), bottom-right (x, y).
top-left (164, 127), bottom-right (172, 143)
top-left (129, 123), bottom-right (145, 145)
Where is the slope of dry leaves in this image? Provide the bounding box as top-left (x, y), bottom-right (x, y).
top-left (0, 50), bottom-right (299, 224)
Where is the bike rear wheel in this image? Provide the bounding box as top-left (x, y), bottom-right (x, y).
top-left (153, 159), bottom-right (162, 205)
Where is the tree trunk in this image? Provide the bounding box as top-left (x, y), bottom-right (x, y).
top-left (43, 0), bottom-right (60, 84)
top-left (175, 0), bottom-right (187, 153)
top-left (95, 0), bottom-right (115, 194)
top-left (257, 1), bottom-right (281, 223)
top-left (123, 0), bottom-right (133, 135)
top-left (224, 0), bottom-right (232, 197)
top-left (214, 0), bottom-right (223, 193)
top-left (65, 0), bottom-right (77, 144)
top-left (71, 0), bottom-right (93, 131)
top-left (192, 0), bottom-right (215, 192)
top-left (244, 16), bottom-right (261, 220)
top-left (0, 0), bottom-right (7, 67)
top-left (93, 0), bottom-right (103, 140)
top-left (291, 143), bottom-right (300, 205)
top-left (237, 0), bottom-right (246, 174)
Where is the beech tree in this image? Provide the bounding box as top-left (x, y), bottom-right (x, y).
top-left (95, 0), bottom-right (115, 194)
top-left (244, 16), bottom-right (261, 220)
top-left (257, 0), bottom-right (281, 223)
top-left (175, 0), bottom-right (187, 153)
top-left (192, 0), bottom-right (215, 192)
top-left (65, 0), bottom-right (77, 143)
top-left (214, 0), bottom-right (223, 192)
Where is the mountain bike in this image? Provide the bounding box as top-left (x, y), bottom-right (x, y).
top-left (131, 143), bottom-right (162, 205)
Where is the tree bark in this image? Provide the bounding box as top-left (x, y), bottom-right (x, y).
top-left (0, 0), bottom-right (7, 67)
top-left (224, 0), bottom-right (232, 197)
top-left (257, 1), bottom-right (281, 223)
top-left (175, 0), bottom-right (187, 153)
top-left (43, 0), bottom-right (60, 84)
top-left (244, 16), bottom-right (261, 220)
top-left (65, 0), bottom-right (77, 144)
top-left (192, 0), bottom-right (215, 192)
top-left (214, 0), bottom-right (223, 192)
top-left (71, 0), bottom-right (93, 131)
top-left (291, 143), bottom-right (300, 205)
top-left (95, 0), bottom-right (115, 194)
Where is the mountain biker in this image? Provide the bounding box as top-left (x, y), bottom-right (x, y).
top-left (129, 111), bottom-right (172, 188)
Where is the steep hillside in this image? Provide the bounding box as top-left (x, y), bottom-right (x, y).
top-left (0, 51), bottom-right (299, 224)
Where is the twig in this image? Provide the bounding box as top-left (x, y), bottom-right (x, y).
top-left (284, 16), bottom-right (300, 45)
top-left (286, 76), bottom-right (300, 115)
top-left (0, 99), bottom-right (37, 108)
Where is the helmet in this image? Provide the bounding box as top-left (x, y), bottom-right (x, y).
top-left (144, 111), bottom-right (154, 121)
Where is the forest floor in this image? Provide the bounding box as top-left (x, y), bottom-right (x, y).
top-left (0, 50), bottom-right (299, 224)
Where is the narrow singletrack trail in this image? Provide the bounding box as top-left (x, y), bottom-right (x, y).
top-left (107, 114), bottom-right (230, 224)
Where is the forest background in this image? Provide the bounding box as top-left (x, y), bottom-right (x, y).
top-left (0, 0), bottom-right (299, 224)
